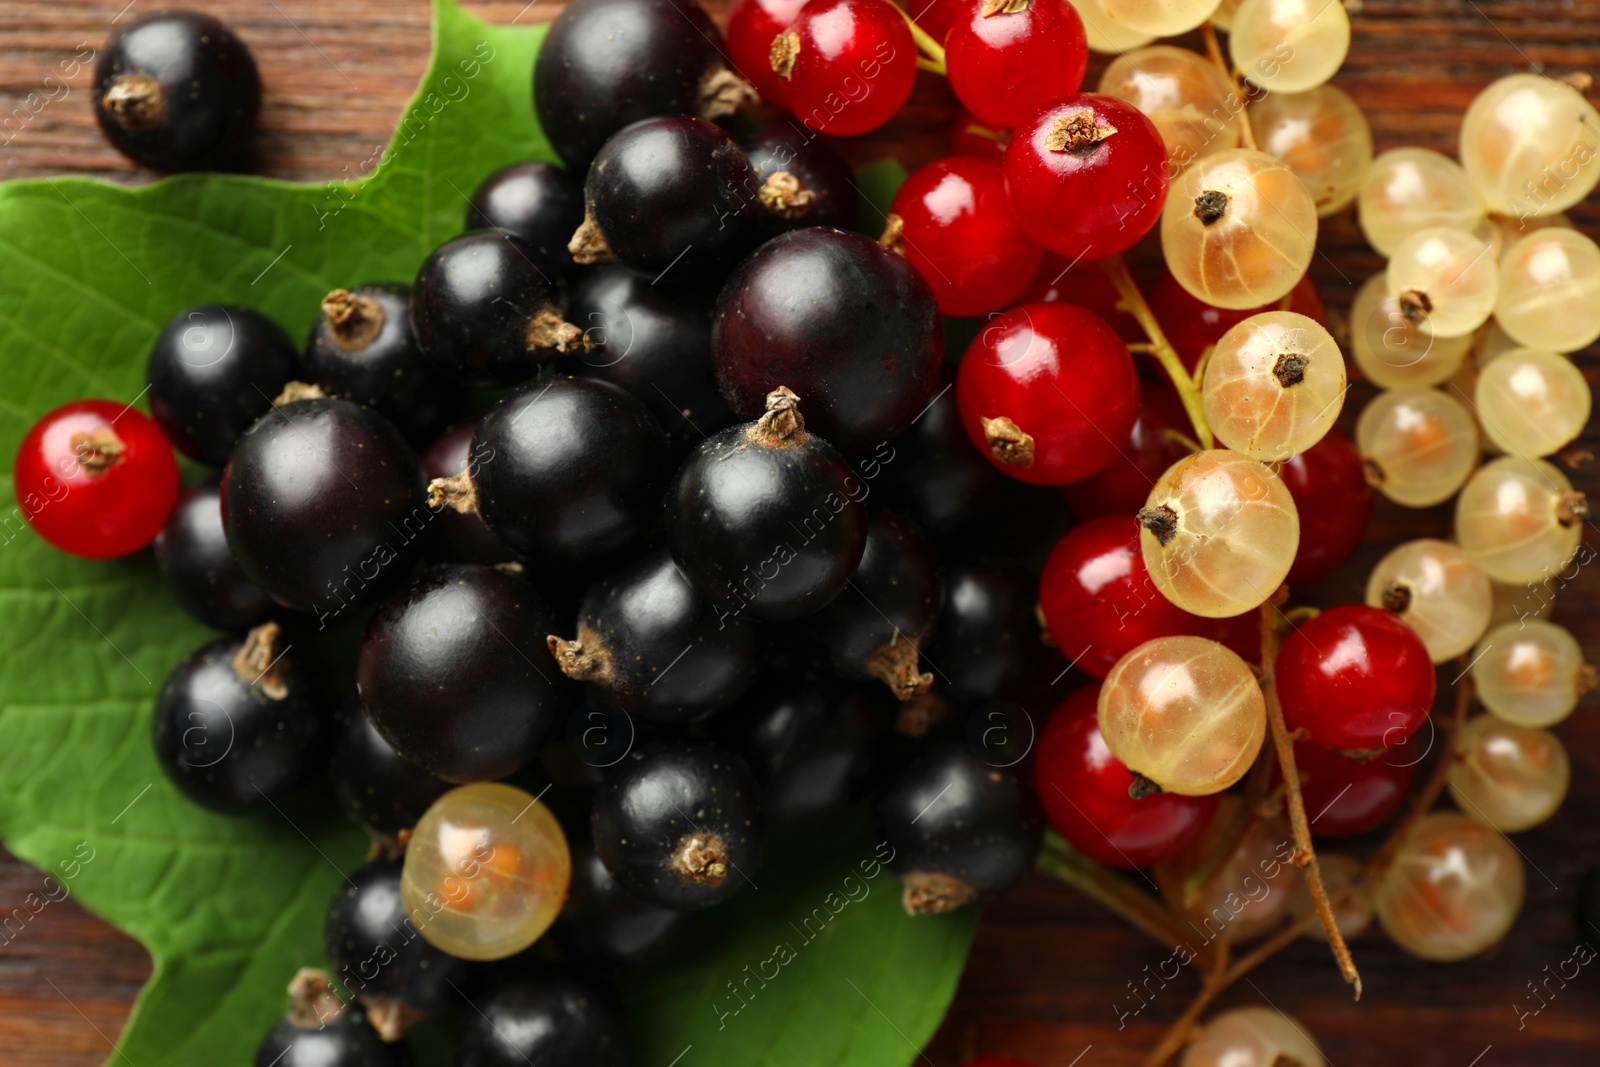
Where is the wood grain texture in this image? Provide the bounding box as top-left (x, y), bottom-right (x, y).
top-left (0, 1), bottom-right (1598, 1065)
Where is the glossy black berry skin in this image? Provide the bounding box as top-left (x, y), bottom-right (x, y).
top-left (469, 376), bottom-right (668, 562)
top-left (874, 738), bottom-right (1043, 914)
top-left (880, 379), bottom-right (1007, 542)
top-left (150, 630), bottom-right (326, 813)
top-left (325, 859), bottom-right (467, 1014)
top-left (713, 228), bottom-right (942, 455)
top-left (714, 671), bottom-right (882, 824)
top-left (591, 739), bottom-right (765, 910)
top-left (93, 11), bottom-right (260, 172)
top-left (419, 422), bottom-right (512, 565)
top-left (803, 510), bottom-right (943, 701)
top-left (330, 703), bottom-right (450, 838)
top-left (582, 117), bottom-right (761, 281)
top-left (152, 477), bottom-right (274, 632)
top-left (457, 971), bottom-right (631, 1067)
top-left (923, 558), bottom-right (1048, 704)
top-left (570, 265), bottom-right (735, 449)
top-left (534, 0), bottom-right (734, 170)
top-left (409, 231), bottom-right (576, 387)
top-left (254, 1006), bottom-right (410, 1067)
top-left (743, 130), bottom-right (859, 234)
top-left (357, 563), bottom-right (569, 783)
top-left (303, 284), bottom-right (454, 440)
top-left (552, 838), bottom-right (681, 966)
top-left (663, 393), bottom-right (867, 622)
top-left (466, 162), bottom-right (585, 273)
top-left (550, 544), bottom-right (761, 722)
top-left (147, 304), bottom-right (299, 466)
top-left (222, 399), bottom-right (427, 616)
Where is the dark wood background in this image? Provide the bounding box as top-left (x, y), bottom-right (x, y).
top-left (1, 1), bottom-right (1597, 1064)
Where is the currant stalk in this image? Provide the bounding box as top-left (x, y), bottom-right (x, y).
top-left (1099, 256), bottom-right (1214, 448)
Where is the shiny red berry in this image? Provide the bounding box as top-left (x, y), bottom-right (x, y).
top-left (1291, 738), bottom-right (1418, 838)
top-left (1038, 515), bottom-right (1209, 679)
top-left (1016, 250), bottom-right (1144, 343)
top-left (1059, 381), bottom-right (1191, 521)
top-left (889, 155), bottom-right (1042, 317)
top-left (1280, 428), bottom-right (1372, 584)
top-left (727, 0), bottom-right (807, 107)
top-left (1277, 604), bottom-right (1437, 753)
top-left (956, 301), bottom-right (1139, 485)
top-left (13, 400), bottom-right (180, 559)
top-left (1148, 268), bottom-right (1328, 373)
top-left (949, 107), bottom-right (1009, 161)
top-left (913, 0), bottom-right (962, 42)
top-left (1003, 94), bottom-right (1168, 260)
top-left (946, 0), bottom-right (1087, 127)
top-left (1036, 687), bottom-right (1221, 868)
top-left (771, 0), bottom-right (916, 136)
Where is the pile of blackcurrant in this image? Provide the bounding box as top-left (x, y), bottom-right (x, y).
top-left (13, 2), bottom-right (1599, 1065)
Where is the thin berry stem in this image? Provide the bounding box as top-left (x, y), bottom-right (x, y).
top-left (898, 7), bottom-right (948, 72)
top-left (1259, 599), bottom-right (1363, 998)
top-left (1100, 256), bottom-right (1214, 448)
top-left (916, 55), bottom-right (946, 74)
top-left (1036, 832), bottom-right (1216, 968)
top-left (1180, 747), bottom-right (1273, 907)
top-left (1201, 22), bottom-right (1258, 151)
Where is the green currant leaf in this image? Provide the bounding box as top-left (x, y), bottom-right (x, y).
top-left (0, 3), bottom-right (976, 1065)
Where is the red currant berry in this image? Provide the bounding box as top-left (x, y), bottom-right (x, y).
top-left (946, 0), bottom-right (1088, 128)
top-left (1280, 428), bottom-right (1371, 584)
top-left (728, 0), bottom-right (807, 107)
top-left (913, 0), bottom-right (962, 42)
top-left (13, 400), bottom-right (180, 559)
top-left (1036, 687), bottom-right (1220, 868)
top-left (949, 107), bottom-right (1009, 161)
top-left (956, 301), bottom-right (1139, 485)
top-left (1003, 94), bottom-right (1168, 260)
top-left (889, 155), bottom-right (1043, 317)
top-left (1277, 604), bottom-right (1437, 753)
top-left (1207, 608), bottom-right (1263, 665)
top-left (1016, 250), bottom-right (1144, 343)
top-left (1038, 515), bottom-right (1209, 678)
top-left (771, 0), bottom-right (917, 136)
top-left (1059, 381), bottom-right (1190, 520)
top-left (1290, 738), bottom-right (1418, 838)
top-left (1148, 268), bottom-right (1328, 373)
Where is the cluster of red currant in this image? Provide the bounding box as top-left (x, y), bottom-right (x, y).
top-left (9, 1), bottom-right (1599, 1065)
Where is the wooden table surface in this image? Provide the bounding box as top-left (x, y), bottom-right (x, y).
top-left (2, 1), bottom-right (1598, 1065)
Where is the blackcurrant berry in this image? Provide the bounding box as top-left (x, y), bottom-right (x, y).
top-left (923, 557), bottom-right (1048, 704)
top-left (253, 970), bottom-right (406, 1067)
top-left (430, 376), bottom-right (668, 562)
top-left (875, 737), bottom-right (1042, 914)
top-left (712, 228), bottom-right (941, 454)
top-left (153, 476), bottom-right (274, 631)
top-left (150, 623), bottom-right (327, 813)
top-left (146, 304), bottom-right (300, 466)
top-left (569, 265), bottom-right (736, 449)
top-left (357, 563), bottom-right (570, 783)
top-left (570, 117), bottom-right (762, 281)
top-left (742, 129), bottom-right (859, 234)
top-left (303, 284), bottom-right (455, 440)
top-left (330, 702), bottom-right (450, 841)
top-left (663, 387), bottom-right (867, 621)
top-left (13, 399), bottom-right (180, 559)
top-left (325, 859), bottom-right (468, 1037)
top-left (552, 837), bottom-right (682, 966)
top-left (409, 231), bottom-right (584, 388)
top-left (548, 544), bottom-right (762, 722)
top-left (222, 398), bottom-right (428, 616)
top-left (93, 11), bottom-right (260, 172)
top-left (879, 379), bottom-right (1007, 543)
top-left (591, 739), bottom-right (765, 909)
top-left (713, 669), bottom-right (883, 824)
top-left (456, 970), bottom-right (632, 1067)
top-left (466, 161), bottom-right (585, 272)
top-left (417, 421), bottom-right (513, 564)
top-left (534, 0), bottom-right (754, 170)
top-left (802, 510), bottom-right (943, 701)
